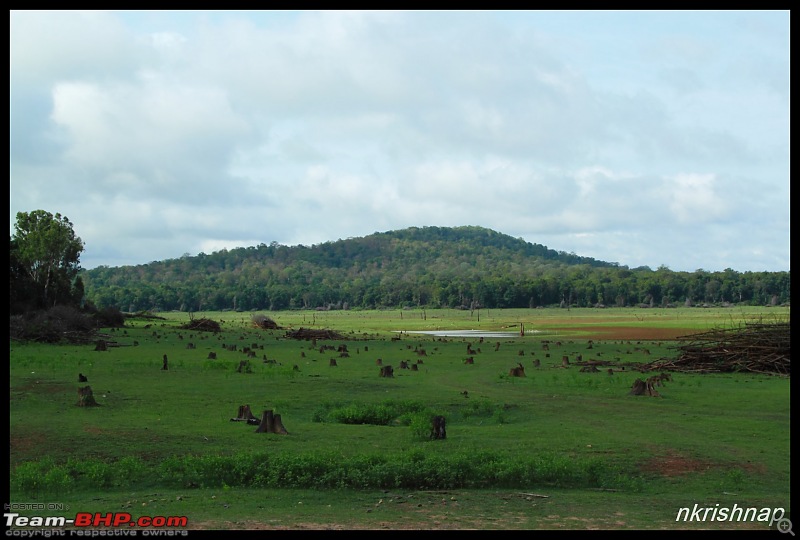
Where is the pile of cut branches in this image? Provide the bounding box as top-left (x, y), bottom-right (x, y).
top-left (252, 313), bottom-right (281, 330)
top-left (644, 320), bottom-right (790, 376)
top-left (285, 327), bottom-right (347, 341)
top-left (180, 318), bottom-right (221, 332)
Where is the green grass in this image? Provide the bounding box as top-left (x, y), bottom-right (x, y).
top-left (8, 306), bottom-right (790, 530)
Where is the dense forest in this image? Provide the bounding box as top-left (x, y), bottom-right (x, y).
top-left (80, 226), bottom-right (790, 312)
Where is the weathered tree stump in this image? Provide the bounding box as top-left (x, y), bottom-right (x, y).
top-left (329, 358), bottom-right (338, 367)
top-left (94, 340), bottom-right (107, 351)
top-left (399, 360), bottom-right (409, 369)
top-left (78, 373), bottom-right (88, 382)
top-left (162, 354), bottom-right (169, 370)
top-left (207, 352), bottom-right (217, 359)
top-left (255, 409), bottom-right (289, 434)
top-left (533, 358), bottom-right (541, 367)
top-left (562, 356), bottom-right (570, 367)
top-left (430, 415), bottom-right (447, 440)
top-left (230, 404), bottom-right (260, 425)
top-left (509, 363), bottom-right (525, 377)
top-left (237, 360), bottom-right (252, 373)
top-left (629, 378), bottom-right (660, 397)
top-left (411, 363), bottom-right (418, 371)
top-left (76, 386), bottom-right (99, 407)
top-left (464, 357), bottom-right (474, 364)
top-left (380, 365), bottom-right (394, 378)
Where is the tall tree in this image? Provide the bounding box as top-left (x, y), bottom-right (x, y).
top-left (11, 210), bottom-right (85, 311)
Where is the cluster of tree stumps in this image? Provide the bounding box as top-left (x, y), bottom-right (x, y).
top-left (231, 405), bottom-right (288, 434)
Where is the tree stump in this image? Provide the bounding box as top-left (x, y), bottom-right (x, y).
top-left (533, 358), bottom-right (541, 367)
top-left (464, 357), bottom-right (474, 364)
top-left (411, 364), bottom-right (418, 371)
top-left (562, 356), bottom-right (570, 367)
top-left (430, 415), bottom-right (447, 440)
top-left (255, 409), bottom-right (289, 434)
top-left (162, 354), bottom-right (169, 370)
top-left (380, 365), bottom-right (394, 378)
top-left (78, 373), bottom-right (88, 382)
top-left (509, 363), bottom-right (525, 377)
top-left (629, 378), bottom-right (660, 397)
top-left (76, 386), bottom-right (99, 407)
top-left (329, 358), bottom-right (338, 367)
top-left (94, 340), bottom-right (107, 351)
top-left (207, 352), bottom-right (217, 359)
top-left (230, 404), bottom-right (260, 425)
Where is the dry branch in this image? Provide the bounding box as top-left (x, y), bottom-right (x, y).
top-left (644, 320), bottom-right (789, 376)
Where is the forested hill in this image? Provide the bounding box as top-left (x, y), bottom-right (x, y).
top-left (80, 225), bottom-right (790, 312)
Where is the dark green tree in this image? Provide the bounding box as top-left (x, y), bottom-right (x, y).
top-left (10, 210), bottom-right (85, 312)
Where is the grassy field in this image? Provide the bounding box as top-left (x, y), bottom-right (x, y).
top-left (8, 306), bottom-right (790, 530)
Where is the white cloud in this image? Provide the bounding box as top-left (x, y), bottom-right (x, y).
top-left (9, 10), bottom-right (789, 273)
top-left (665, 173), bottom-right (727, 224)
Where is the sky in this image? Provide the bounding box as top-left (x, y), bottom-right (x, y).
top-left (10, 10), bottom-right (790, 273)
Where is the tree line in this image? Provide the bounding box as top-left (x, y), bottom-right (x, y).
top-left (76, 225), bottom-right (790, 313)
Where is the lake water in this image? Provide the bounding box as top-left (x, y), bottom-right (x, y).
top-left (395, 329), bottom-right (540, 338)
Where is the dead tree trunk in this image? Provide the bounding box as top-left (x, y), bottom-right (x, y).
top-left (162, 354), bottom-right (169, 370)
top-left (255, 409), bottom-right (289, 434)
top-left (76, 386), bottom-right (99, 407)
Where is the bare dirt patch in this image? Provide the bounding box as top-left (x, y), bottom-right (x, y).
top-left (637, 448), bottom-right (766, 479)
top-left (639, 451), bottom-right (714, 477)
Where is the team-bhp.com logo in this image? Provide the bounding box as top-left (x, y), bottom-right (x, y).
top-left (5, 511), bottom-right (188, 535)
